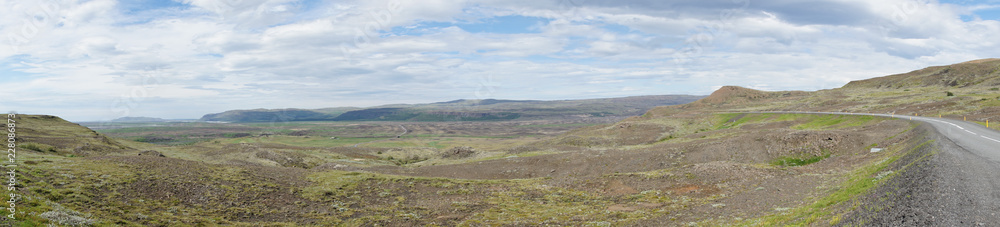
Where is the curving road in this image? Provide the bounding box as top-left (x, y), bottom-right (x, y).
top-left (779, 112), bottom-right (1000, 160)
top-left (766, 111), bottom-right (1000, 225)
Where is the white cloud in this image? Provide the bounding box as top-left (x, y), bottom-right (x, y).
top-left (2, 0), bottom-right (1000, 121)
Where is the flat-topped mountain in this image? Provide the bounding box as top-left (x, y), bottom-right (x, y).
top-left (199, 95), bottom-right (705, 122)
top-left (110, 116), bottom-right (170, 122)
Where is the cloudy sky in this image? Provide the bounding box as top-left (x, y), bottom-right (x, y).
top-left (2, 0), bottom-right (999, 121)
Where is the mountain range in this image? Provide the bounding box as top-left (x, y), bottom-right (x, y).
top-left (198, 95), bottom-right (706, 122)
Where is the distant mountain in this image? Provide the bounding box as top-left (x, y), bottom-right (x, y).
top-left (433, 99), bottom-right (537, 105)
top-left (200, 108), bottom-right (347, 122)
top-left (199, 95), bottom-right (705, 122)
top-left (111, 116), bottom-right (170, 122)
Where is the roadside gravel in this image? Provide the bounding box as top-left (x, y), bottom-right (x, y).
top-left (843, 124), bottom-right (1000, 226)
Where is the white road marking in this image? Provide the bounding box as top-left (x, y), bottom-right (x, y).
top-left (920, 119), bottom-right (981, 135)
top-left (981, 136), bottom-right (1000, 143)
top-left (769, 111), bottom-right (997, 139)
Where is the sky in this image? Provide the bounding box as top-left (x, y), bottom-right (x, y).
top-left (1, 0), bottom-right (999, 121)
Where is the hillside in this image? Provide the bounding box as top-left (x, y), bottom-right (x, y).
top-left (199, 95), bottom-right (705, 122)
top-left (523, 59), bottom-right (1000, 225)
top-left (843, 58), bottom-right (1000, 89)
top-left (15, 115), bottom-right (135, 156)
top-left (548, 58), bottom-right (1000, 149)
top-left (637, 59), bottom-right (1000, 122)
top-left (683, 86), bottom-right (810, 108)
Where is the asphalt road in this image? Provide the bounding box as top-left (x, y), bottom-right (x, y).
top-left (814, 112), bottom-right (1000, 159)
top-left (770, 111), bottom-right (1000, 225)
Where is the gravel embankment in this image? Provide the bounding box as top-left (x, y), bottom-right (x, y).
top-left (843, 123), bottom-right (1000, 226)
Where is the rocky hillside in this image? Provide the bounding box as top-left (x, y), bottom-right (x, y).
top-left (843, 58), bottom-right (1000, 89)
top-left (15, 115), bottom-right (135, 156)
top-left (523, 59), bottom-right (1000, 226)
top-left (640, 59), bottom-right (1000, 122)
top-left (685, 86), bottom-right (809, 108)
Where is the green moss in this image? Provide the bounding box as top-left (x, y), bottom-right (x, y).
top-left (465, 188), bottom-right (616, 225)
top-left (607, 168), bottom-right (676, 179)
top-left (516, 123), bottom-right (600, 128)
top-left (714, 113), bottom-right (773, 129)
top-left (303, 170), bottom-right (518, 200)
top-left (770, 152), bottom-right (831, 167)
top-left (427, 141), bottom-right (446, 149)
top-left (709, 113), bottom-right (884, 132)
top-left (790, 115), bottom-right (879, 130)
top-left (222, 136), bottom-right (382, 147)
top-left (750, 139), bottom-right (935, 226)
top-left (17, 143), bottom-right (53, 152)
top-left (436, 188), bottom-right (474, 195)
top-left (361, 141), bottom-right (422, 148)
top-left (625, 190), bottom-right (673, 204)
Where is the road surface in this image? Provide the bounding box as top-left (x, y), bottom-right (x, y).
top-left (769, 111), bottom-right (1000, 225)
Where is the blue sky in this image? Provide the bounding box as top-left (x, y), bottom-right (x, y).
top-left (1, 0), bottom-right (1000, 121)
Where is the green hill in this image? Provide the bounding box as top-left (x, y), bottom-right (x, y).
top-left (15, 115), bottom-right (135, 156)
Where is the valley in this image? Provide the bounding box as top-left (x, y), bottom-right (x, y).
top-left (4, 59), bottom-right (1000, 226)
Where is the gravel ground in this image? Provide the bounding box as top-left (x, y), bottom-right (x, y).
top-left (843, 124), bottom-right (1000, 226)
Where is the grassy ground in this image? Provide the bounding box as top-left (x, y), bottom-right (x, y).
top-left (222, 135), bottom-right (381, 147)
top-left (5, 109), bottom-right (918, 225)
